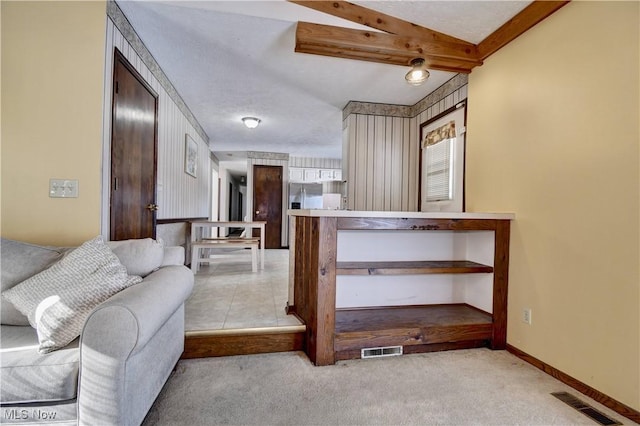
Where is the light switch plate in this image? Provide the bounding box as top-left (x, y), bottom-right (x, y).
top-left (49, 179), bottom-right (78, 198)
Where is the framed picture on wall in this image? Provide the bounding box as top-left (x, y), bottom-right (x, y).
top-left (185, 134), bottom-right (197, 177)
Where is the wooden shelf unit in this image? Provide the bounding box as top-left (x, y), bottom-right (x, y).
top-left (336, 260), bottom-right (493, 275)
top-left (289, 214), bottom-right (511, 366)
top-left (334, 304), bottom-right (493, 359)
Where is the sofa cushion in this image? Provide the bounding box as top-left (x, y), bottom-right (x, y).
top-left (0, 325), bottom-right (79, 404)
top-left (1, 238), bottom-right (66, 326)
top-left (2, 236), bottom-right (142, 353)
top-left (106, 238), bottom-right (164, 277)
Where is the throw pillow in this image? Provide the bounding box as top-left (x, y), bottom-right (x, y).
top-left (2, 236), bottom-right (142, 353)
top-left (1, 238), bottom-right (66, 325)
top-left (106, 238), bottom-right (164, 277)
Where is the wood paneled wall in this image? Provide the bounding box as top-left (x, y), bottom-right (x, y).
top-left (344, 115), bottom-right (416, 211)
top-left (102, 18), bottom-right (211, 233)
top-left (412, 85), bottom-right (468, 129)
top-left (343, 81), bottom-right (468, 212)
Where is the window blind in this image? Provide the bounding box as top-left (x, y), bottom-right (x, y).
top-left (423, 121), bottom-right (456, 202)
top-left (425, 138), bottom-right (453, 201)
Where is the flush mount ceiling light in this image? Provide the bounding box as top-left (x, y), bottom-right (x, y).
top-left (405, 58), bottom-right (430, 86)
top-left (241, 117), bottom-right (261, 129)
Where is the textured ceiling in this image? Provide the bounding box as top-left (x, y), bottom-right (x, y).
top-left (116, 1), bottom-right (531, 161)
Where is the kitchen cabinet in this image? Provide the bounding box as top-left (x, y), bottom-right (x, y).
top-left (290, 167), bottom-right (341, 183)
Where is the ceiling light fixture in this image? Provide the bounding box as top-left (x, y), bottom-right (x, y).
top-left (405, 58), bottom-right (430, 86)
top-left (242, 117), bottom-right (261, 129)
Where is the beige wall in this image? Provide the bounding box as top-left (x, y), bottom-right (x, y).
top-left (2, 1), bottom-right (107, 246)
top-left (467, 2), bottom-right (639, 410)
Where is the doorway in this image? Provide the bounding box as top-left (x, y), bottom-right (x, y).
top-left (253, 165), bottom-right (283, 249)
top-left (110, 49), bottom-right (158, 240)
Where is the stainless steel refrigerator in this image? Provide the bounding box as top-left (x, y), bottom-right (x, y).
top-left (289, 183), bottom-right (323, 210)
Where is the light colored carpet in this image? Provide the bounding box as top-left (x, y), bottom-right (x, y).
top-left (143, 349), bottom-right (631, 425)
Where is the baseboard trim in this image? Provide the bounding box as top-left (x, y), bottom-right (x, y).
top-left (506, 344), bottom-right (640, 424)
top-left (186, 325), bottom-right (305, 338)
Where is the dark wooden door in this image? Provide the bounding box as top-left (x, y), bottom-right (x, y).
top-left (110, 49), bottom-right (158, 241)
top-left (253, 165), bottom-right (283, 248)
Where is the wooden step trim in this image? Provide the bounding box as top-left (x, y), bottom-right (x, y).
top-left (507, 344), bottom-right (640, 424)
top-left (186, 325), bottom-right (305, 337)
top-left (183, 326), bottom-right (306, 359)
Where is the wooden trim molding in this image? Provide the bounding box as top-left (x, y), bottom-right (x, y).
top-left (295, 21), bottom-right (480, 74)
top-left (507, 344), bottom-right (640, 424)
top-left (290, 0), bottom-right (474, 47)
top-left (477, 1), bottom-right (570, 61)
top-left (183, 327), bottom-right (306, 359)
top-left (291, 0), bottom-right (569, 74)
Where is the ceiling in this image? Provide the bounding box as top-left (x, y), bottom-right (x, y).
top-left (116, 1), bottom-right (532, 164)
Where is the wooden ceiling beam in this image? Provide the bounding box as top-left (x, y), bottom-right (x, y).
top-left (295, 21), bottom-right (482, 74)
top-left (477, 1), bottom-right (570, 60)
top-left (296, 43), bottom-right (475, 74)
top-left (291, 0), bottom-right (569, 73)
top-left (288, 0), bottom-right (474, 48)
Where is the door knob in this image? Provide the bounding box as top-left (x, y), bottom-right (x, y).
top-left (146, 204), bottom-right (159, 211)
top-left (255, 210), bottom-right (260, 214)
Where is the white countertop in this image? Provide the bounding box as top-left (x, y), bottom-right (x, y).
top-left (287, 210), bottom-right (515, 220)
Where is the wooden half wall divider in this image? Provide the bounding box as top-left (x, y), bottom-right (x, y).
top-left (288, 210), bottom-right (514, 366)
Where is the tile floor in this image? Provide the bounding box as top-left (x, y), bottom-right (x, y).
top-left (185, 249), bottom-right (302, 331)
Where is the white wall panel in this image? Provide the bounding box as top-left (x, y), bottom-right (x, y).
top-left (354, 115), bottom-right (368, 209)
top-left (345, 115), bottom-right (357, 210)
top-left (408, 111), bottom-right (419, 210)
top-left (390, 117), bottom-right (405, 211)
top-left (365, 116), bottom-right (375, 210)
top-left (102, 18), bottom-right (210, 236)
top-left (343, 114), bottom-right (412, 211)
top-left (372, 116), bottom-right (386, 211)
top-left (384, 117), bottom-right (393, 210)
top-left (401, 118), bottom-right (410, 211)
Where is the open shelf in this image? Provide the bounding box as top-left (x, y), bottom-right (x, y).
top-left (335, 260), bottom-right (493, 275)
top-left (289, 214), bottom-right (511, 365)
top-left (334, 304), bottom-right (493, 353)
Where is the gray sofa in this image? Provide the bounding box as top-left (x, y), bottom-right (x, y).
top-left (0, 237), bottom-right (194, 425)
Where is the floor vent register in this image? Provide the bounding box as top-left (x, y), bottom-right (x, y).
top-left (551, 391), bottom-right (622, 425)
top-left (361, 346), bottom-right (403, 359)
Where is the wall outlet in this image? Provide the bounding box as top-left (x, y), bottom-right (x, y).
top-left (523, 308), bottom-right (532, 325)
top-left (49, 179), bottom-right (79, 198)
